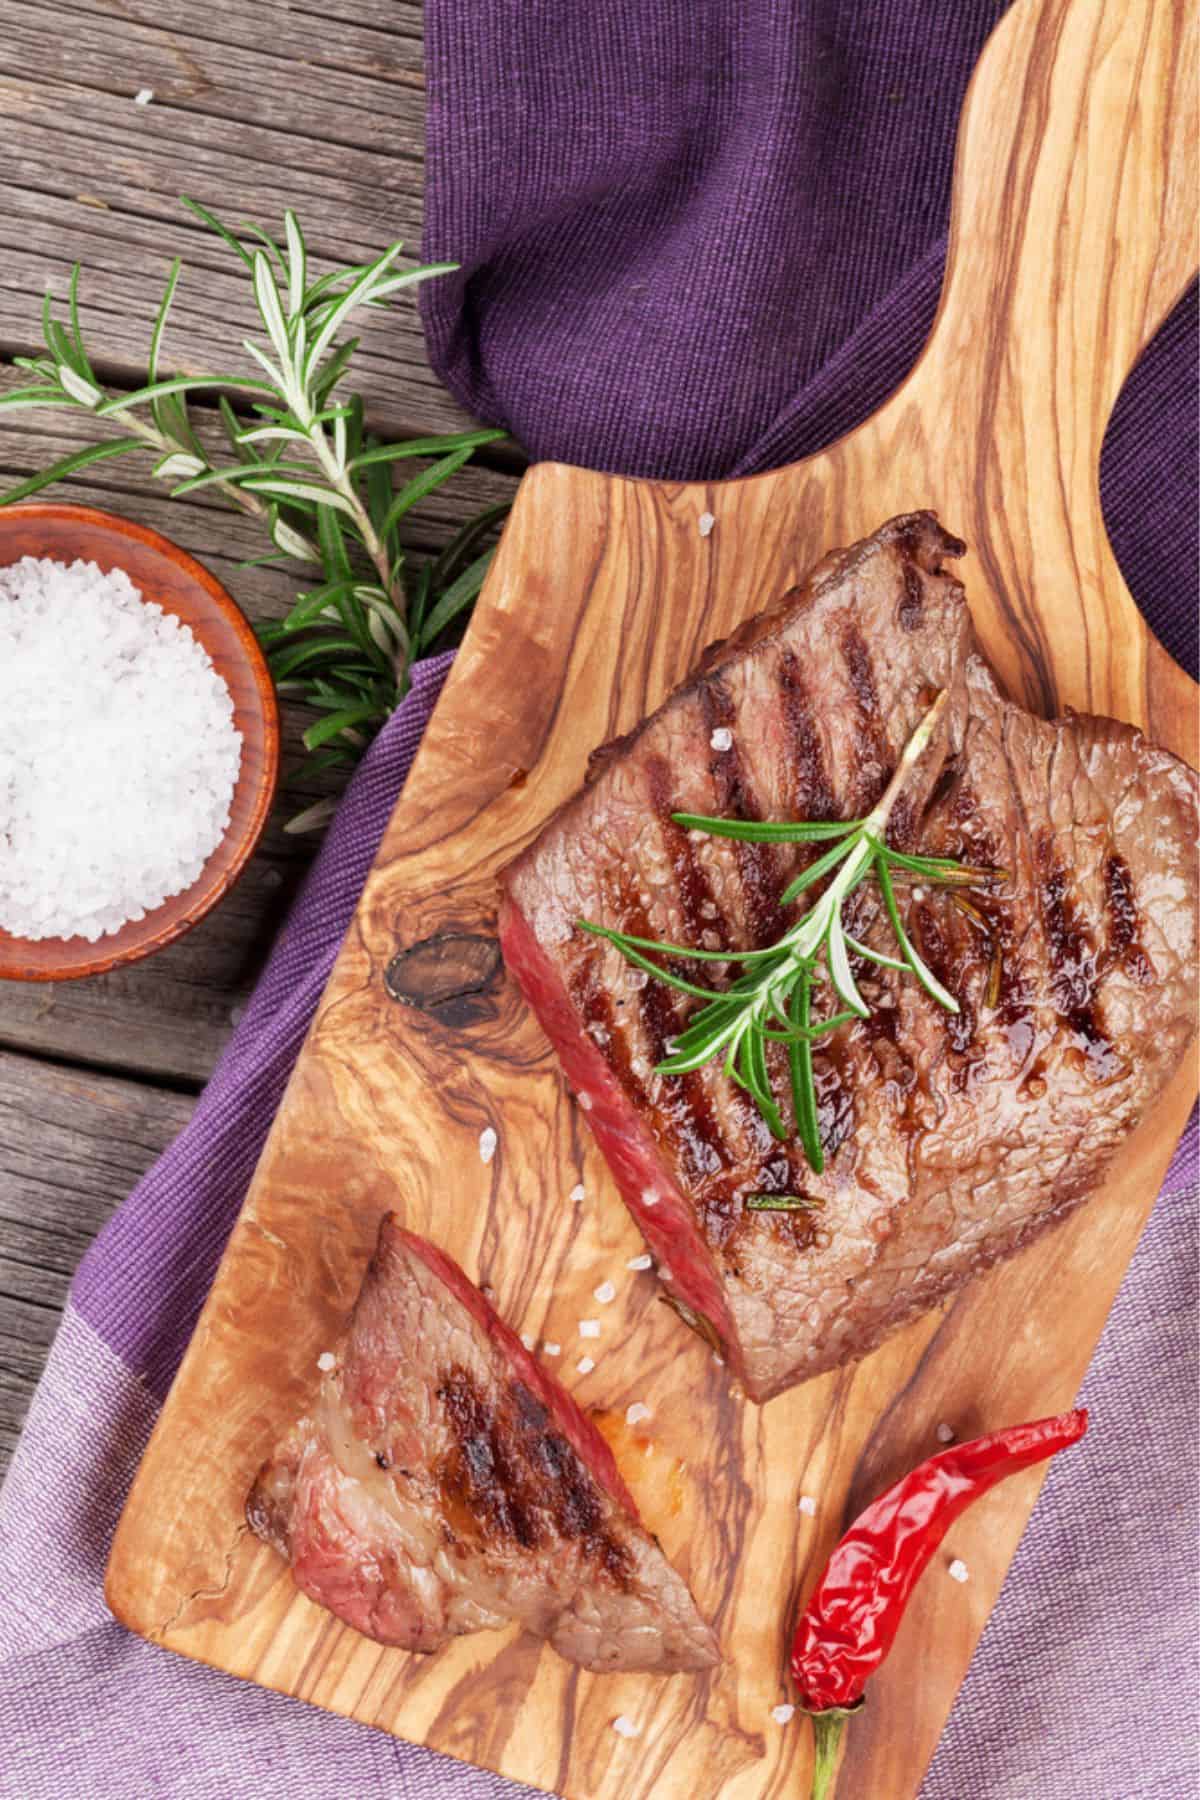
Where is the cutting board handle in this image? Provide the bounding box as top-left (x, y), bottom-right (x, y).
top-left (901, 0), bottom-right (1196, 457)
top-left (842, 0), bottom-right (1198, 731)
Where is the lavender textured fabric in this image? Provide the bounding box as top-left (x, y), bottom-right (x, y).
top-left (1, 4), bottom-right (1197, 1799)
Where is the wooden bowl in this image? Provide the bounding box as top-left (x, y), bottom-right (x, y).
top-left (0, 502), bottom-right (279, 982)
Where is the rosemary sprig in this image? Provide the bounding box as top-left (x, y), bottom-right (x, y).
top-left (0, 200), bottom-right (509, 825)
top-left (581, 693), bottom-right (999, 1173)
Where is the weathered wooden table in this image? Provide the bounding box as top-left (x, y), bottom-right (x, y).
top-left (0, 0), bottom-right (522, 1474)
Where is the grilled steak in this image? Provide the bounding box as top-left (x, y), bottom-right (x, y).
top-left (499, 513), bottom-right (1199, 1402)
top-left (246, 1214), bottom-right (718, 1672)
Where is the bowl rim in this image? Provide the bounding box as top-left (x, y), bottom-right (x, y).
top-left (0, 499), bottom-right (281, 982)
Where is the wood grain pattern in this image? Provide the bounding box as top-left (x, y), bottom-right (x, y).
top-left (107, 3), bottom-right (1198, 1798)
top-left (0, 1047), bottom-right (194, 1468)
top-left (0, 0), bottom-right (475, 443)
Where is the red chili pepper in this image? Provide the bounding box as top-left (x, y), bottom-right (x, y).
top-left (791, 1409), bottom-right (1088, 1799)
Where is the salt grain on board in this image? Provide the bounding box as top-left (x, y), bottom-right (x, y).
top-left (771, 1704), bottom-right (795, 1725)
top-left (576, 1356), bottom-right (595, 1374)
top-left (611, 1716), bottom-right (640, 1739)
top-left (798, 1494), bottom-right (817, 1516)
top-left (626, 1253), bottom-right (653, 1271)
top-left (625, 1402), bottom-right (652, 1426)
top-left (0, 557), bottom-right (241, 942)
top-left (543, 1342), bottom-right (561, 1356)
top-left (709, 727), bottom-right (733, 751)
top-left (593, 1279), bottom-right (616, 1304)
top-left (134, 87), bottom-right (154, 105)
top-left (578, 1319), bottom-right (601, 1338)
top-left (478, 1126), bottom-right (498, 1164)
top-left (641, 1188), bottom-right (660, 1207)
top-left (698, 511), bottom-right (715, 537)
top-left (568, 1183), bottom-right (586, 1203)
top-left (948, 1558), bottom-right (969, 1583)
top-left (316, 1351), bottom-right (336, 1372)
top-left (936, 1421), bottom-right (956, 1444)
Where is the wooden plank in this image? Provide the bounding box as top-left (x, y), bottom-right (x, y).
top-left (0, 0), bottom-right (524, 1081)
top-left (0, 397), bottom-right (520, 1082)
top-left (0, 1048), bottom-right (195, 1473)
top-left (104, 5), bottom-right (1199, 1796)
top-left (0, 0), bottom-right (483, 442)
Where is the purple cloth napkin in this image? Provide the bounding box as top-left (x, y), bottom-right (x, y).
top-left (2, 2), bottom-right (1196, 1796)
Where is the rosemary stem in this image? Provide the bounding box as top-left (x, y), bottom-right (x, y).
top-left (302, 413), bottom-right (410, 682)
top-left (88, 400), bottom-right (272, 523)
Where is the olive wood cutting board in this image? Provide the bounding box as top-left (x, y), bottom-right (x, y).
top-left (107, 1), bottom-right (1198, 1795)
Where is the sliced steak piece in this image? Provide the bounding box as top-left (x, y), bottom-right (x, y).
top-left (247, 1215), bottom-right (718, 1673)
top-left (499, 513), bottom-right (1199, 1403)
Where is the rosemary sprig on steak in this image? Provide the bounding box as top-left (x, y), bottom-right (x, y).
top-left (580, 693), bottom-right (1000, 1173)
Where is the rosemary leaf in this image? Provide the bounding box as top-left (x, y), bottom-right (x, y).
top-left (745, 1193), bottom-right (823, 1212)
top-left (419, 548), bottom-right (495, 646)
top-left (0, 439), bottom-right (143, 501)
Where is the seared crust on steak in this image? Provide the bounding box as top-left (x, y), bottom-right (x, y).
top-left (500, 513), bottom-right (1199, 1401)
top-left (247, 1216), bottom-right (718, 1672)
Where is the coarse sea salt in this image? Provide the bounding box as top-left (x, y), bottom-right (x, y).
top-left (948, 1558), bottom-right (969, 1583)
top-left (798, 1494), bottom-right (817, 1516)
top-left (568, 1183), bottom-right (586, 1203)
top-left (0, 556), bottom-right (241, 943)
top-left (316, 1351), bottom-right (336, 1372)
top-left (578, 1318), bottom-right (601, 1338)
top-left (771, 1704), bottom-right (795, 1725)
top-left (625, 1401), bottom-right (652, 1426)
top-left (612, 1716), bottom-right (640, 1739)
top-left (593, 1279), bottom-right (617, 1304)
top-left (698, 511), bottom-right (715, 537)
top-left (936, 1421), bottom-right (956, 1444)
top-left (478, 1126), bottom-right (498, 1164)
top-left (626, 1253), bottom-right (653, 1271)
top-left (576, 1356), bottom-right (595, 1374)
top-left (709, 726), bottom-right (733, 752)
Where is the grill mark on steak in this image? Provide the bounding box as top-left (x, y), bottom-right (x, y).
top-left (1037, 838), bottom-right (1123, 1083)
top-left (899, 560), bottom-right (925, 631)
top-left (778, 647), bottom-right (837, 821)
top-left (1103, 850), bottom-right (1155, 986)
top-left (438, 1365), bottom-right (541, 1549)
top-left (815, 1042), bottom-right (855, 1160)
top-left (914, 901), bottom-right (977, 1056)
top-left (697, 677), bottom-right (782, 947)
top-left (438, 1366), bottom-right (633, 1583)
top-left (644, 753), bottom-right (733, 953)
top-left (839, 620), bottom-right (889, 801)
top-left (575, 873), bottom-right (774, 1240)
top-left (950, 767), bottom-right (1037, 1067)
top-left (583, 881), bottom-right (739, 1193)
top-left (885, 794), bottom-right (918, 854)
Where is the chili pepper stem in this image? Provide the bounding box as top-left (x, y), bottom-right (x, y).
top-left (808, 1708), bottom-right (857, 1800)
